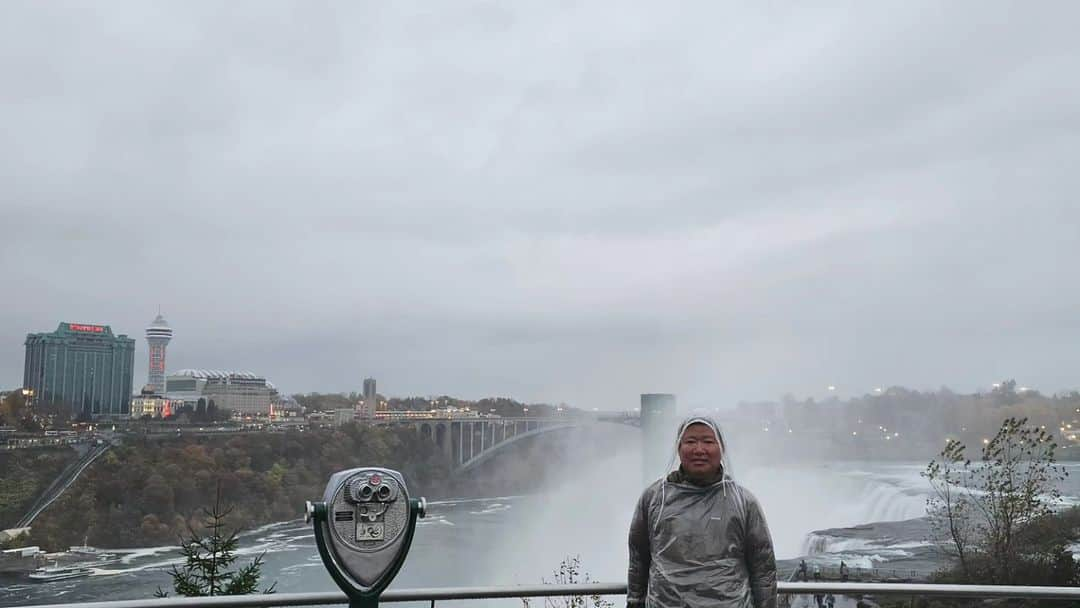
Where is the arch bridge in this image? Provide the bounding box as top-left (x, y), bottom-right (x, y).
top-left (391, 417), bottom-right (584, 474)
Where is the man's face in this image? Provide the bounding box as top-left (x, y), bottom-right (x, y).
top-left (678, 423), bottom-right (723, 479)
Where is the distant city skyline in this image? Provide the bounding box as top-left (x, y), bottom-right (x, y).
top-left (6, 308), bottom-right (1079, 410)
top-left (3, 3), bottom-right (1080, 409)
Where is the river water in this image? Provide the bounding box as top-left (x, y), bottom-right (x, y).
top-left (3, 446), bottom-right (1079, 607)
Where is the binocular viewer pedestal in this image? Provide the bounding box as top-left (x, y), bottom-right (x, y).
top-left (307, 468), bottom-right (426, 608)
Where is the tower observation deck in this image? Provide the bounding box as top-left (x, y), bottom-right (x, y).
top-left (145, 314), bottom-right (173, 393)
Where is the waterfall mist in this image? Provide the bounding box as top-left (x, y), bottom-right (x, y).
top-left (471, 424), bottom-right (932, 586)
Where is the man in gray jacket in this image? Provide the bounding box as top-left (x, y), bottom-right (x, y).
top-left (627, 414), bottom-right (777, 608)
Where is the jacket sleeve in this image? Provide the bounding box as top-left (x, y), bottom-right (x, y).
top-left (627, 489), bottom-right (651, 608)
top-left (744, 493), bottom-right (777, 608)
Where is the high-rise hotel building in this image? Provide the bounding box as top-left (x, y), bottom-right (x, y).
top-left (24, 322), bottom-right (135, 419)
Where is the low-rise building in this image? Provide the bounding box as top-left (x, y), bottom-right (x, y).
top-left (164, 371), bottom-right (209, 409)
top-left (166, 370), bottom-right (273, 417)
top-left (204, 375), bottom-right (272, 417)
top-left (334, 408), bottom-right (355, 426)
top-left (270, 394), bottom-right (302, 419)
top-left (305, 409), bottom-right (354, 427)
top-left (130, 386), bottom-right (173, 419)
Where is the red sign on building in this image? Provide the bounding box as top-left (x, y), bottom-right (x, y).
top-left (69, 324), bottom-right (105, 333)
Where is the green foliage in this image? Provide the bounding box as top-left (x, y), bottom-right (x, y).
top-left (923, 417), bottom-right (1075, 586)
top-left (27, 424), bottom-right (452, 550)
top-left (0, 392), bottom-right (74, 429)
top-left (155, 487), bottom-right (276, 597)
top-left (0, 391), bottom-right (49, 431)
top-left (0, 530), bottom-right (31, 549)
top-left (991, 378), bottom-right (1021, 406)
top-left (291, 392), bottom-right (356, 412)
top-left (522, 555), bottom-right (614, 608)
top-left (168, 401), bottom-right (231, 423)
top-left (0, 391), bottom-right (25, 426)
top-left (0, 447), bottom-right (78, 527)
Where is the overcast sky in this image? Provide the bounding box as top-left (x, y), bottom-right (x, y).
top-left (2, 1), bottom-right (1078, 409)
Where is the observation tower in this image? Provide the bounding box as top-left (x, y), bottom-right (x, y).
top-left (145, 313), bottom-right (173, 394)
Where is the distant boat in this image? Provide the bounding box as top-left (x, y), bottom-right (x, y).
top-left (69, 537), bottom-right (118, 562)
top-left (28, 563), bottom-right (93, 582)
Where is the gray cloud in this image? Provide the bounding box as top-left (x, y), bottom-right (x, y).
top-left (2, 1), bottom-right (1079, 409)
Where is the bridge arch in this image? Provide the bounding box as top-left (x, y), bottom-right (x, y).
top-left (400, 414), bottom-right (645, 475)
top-left (455, 420), bottom-right (579, 474)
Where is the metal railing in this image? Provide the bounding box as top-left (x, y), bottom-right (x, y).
top-left (782, 564), bottom-right (938, 582)
top-left (25, 582), bottom-right (1080, 608)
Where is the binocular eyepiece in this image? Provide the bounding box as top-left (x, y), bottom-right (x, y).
top-left (349, 476), bottom-right (397, 503)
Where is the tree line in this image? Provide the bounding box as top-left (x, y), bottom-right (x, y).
top-left (22, 423), bottom-right (452, 551)
top-left (0, 390), bottom-right (74, 431)
top-left (736, 381), bottom-right (1080, 460)
top-left (291, 391), bottom-right (567, 417)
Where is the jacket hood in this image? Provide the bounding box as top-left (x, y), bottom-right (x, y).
top-left (666, 411), bottom-right (736, 483)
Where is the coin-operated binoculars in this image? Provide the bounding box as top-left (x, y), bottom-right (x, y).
top-left (306, 468), bottom-right (426, 608)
